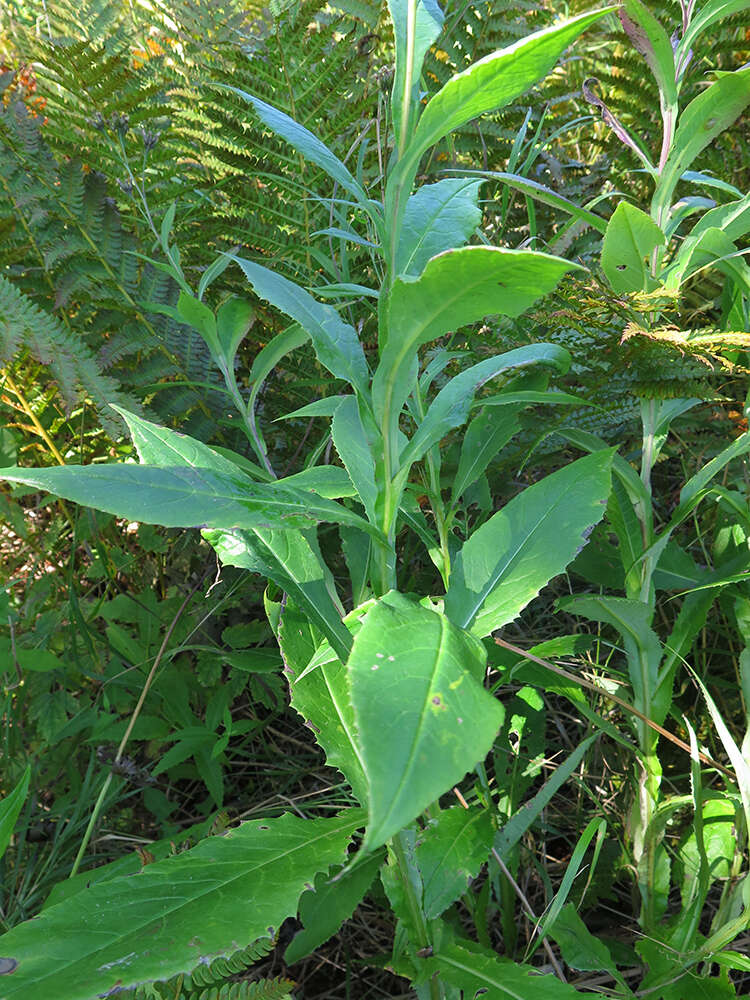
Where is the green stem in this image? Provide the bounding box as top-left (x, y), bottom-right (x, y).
top-left (391, 832), bottom-right (442, 1000)
top-left (399, 0), bottom-right (418, 160)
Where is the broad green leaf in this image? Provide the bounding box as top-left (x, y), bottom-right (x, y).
top-left (281, 602), bottom-right (369, 805)
top-left (394, 10), bottom-right (610, 186)
top-left (176, 291), bottom-right (219, 357)
top-left (374, 247), bottom-right (580, 427)
top-left (113, 405), bottom-right (247, 477)
top-left (349, 593), bottom-right (504, 850)
top-left (690, 193), bottom-right (750, 243)
top-left (0, 463), bottom-right (378, 538)
top-left (654, 67), bottom-right (750, 219)
top-left (0, 810), bottom-right (363, 1000)
top-left (233, 256), bottom-right (369, 396)
top-left (331, 395), bottom-right (378, 521)
top-left (549, 904), bottom-right (629, 985)
top-left (206, 529), bottom-right (352, 663)
top-left (493, 736), bottom-right (596, 861)
top-left (0, 640), bottom-right (60, 672)
top-left (638, 938), bottom-right (736, 1000)
top-left (445, 450), bottom-right (613, 637)
top-left (451, 406), bottom-right (523, 505)
top-left (226, 88), bottom-right (367, 204)
top-left (618, 0), bottom-right (676, 109)
top-left (601, 202), bottom-right (666, 294)
top-left (416, 805), bottom-right (494, 918)
top-left (396, 178), bottom-right (483, 277)
top-left (285, 850), bottom-right (384, 963)
top-left (560, 594), bottom-right (664, 722)
top-left (400, 345), bottom-right (569, 471)
top-left (667, 226), bottom-right (750, 296)
top-left (279, 466), bottom-right (356, 499)
top-left (0, 766), bottom-right (30, 860)
top-left (215, 296), bottom-right (254, 362)
top-left (419, 933), bottom-right (585, 999)
top-left (388, 0), bottom-right (444, 151)
top-left (679, 797), bottom-right (736, 907)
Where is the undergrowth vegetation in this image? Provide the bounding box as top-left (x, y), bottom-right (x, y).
top-left (0, 0), bottom-right (749, 997)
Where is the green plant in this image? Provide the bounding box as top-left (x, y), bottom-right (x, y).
top-left (510, 2), bottom-right (750, 986)
top-left (0, 4), bottom-right (621, 997)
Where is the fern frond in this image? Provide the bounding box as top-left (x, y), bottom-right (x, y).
top-left (0, 274), bottom-right (134, 435)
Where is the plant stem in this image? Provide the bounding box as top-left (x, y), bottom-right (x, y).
top-left (399, 0), bottom-right (418, 160)
top-left (391, 831), bottom-right (442, 1000)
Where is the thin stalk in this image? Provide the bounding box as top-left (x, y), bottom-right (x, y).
top-left (399, 0), bottom-right (418, 159)
top-left (391, 831), bottom-right (442, 1000)
top-left (493, 638), bottom-right (732, 777)
top-left (412, 383), bottom-right (451, 587)
top-left (69, 578), bottom-right (203, 878)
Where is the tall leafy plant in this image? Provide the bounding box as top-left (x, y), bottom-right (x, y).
top-left (0, 4), bottom-right (614, 997)
top-left (544, 0), bottom-right (750, 983)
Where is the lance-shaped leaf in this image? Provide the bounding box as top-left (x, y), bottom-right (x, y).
top-left (0, 766), bottom-right (30, 861)
top-left (416, 805), bottom-right (494, 918)
top-left (225, 87), bottom-right (367, 204)
top-left (0, 810), bottom-right (363, 1000)
top-left (332, 395), bottom-right (378, 522)
top-left (281, 602), bottom-right (370, 806)
top-left (677, 0), bottom-right (750, 66)
top-left (451, 406), bottom-right (524, 505)
top-left (395, 178), bottom-right (483, 277)
top-left (373, 247), bottom-right (580, 427)
top-left (653, 67), bottom-right (750, 220)
top-left (207, 528), bottom-right (353, 663)
top-left (285, 850), bottom-right (384, 963)
top-left (0, 463), bottom-right (378, 538)
top-left (349, 593), bottom-right (504, 850)
top-left (619, 0), bottom-right (676, 111)
top-left (445, 450), bottom-right (613, 637)
top-left (690, 192), bottom-right (750, 243)
top-left (601, 202), bottom-right (666, 294)
top-left (233, 256), bottom-right (369, 396)
top-left (559, 594), bottom-right (663, 721)
top-left (399, 345), bottom-right (570, 470)
top-left (388, 0), bottom-right (444, 150)
top-left (394, 10), bottom-right (610, 185)
top-left (418, 933), bottom-right (586, 999)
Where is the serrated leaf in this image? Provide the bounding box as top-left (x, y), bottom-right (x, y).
top-left (445, 451), bottom-right (613, 637)
top-left (374, 247), bottom-right (580, 429)
top-left (419, 933), bottom-right (585, 999)
top-left (0, 811), bottom-right (363, 999)
top-left (396, 178), bottom-right (483, 277)
top-left (416, 805), bottom-right (494, 918)
top-left (282, 603), bottom-right (369, 805)
top-left (0, 464), bottom-right (378, 538)
top-left (285, 850), bottom-right (384, 963)
top-left (349, 593), bottom-right (504, 850)
top-left (233, 256), bottom-right (369, 396)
